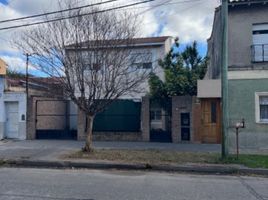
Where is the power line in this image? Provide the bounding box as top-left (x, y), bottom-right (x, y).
top-left (0, 0), bottom-right (119, 24)
top-left (0, 0), bottom-right (201, 25)
top-left (0, 0), bottom-right (155, 31)
top-left (114, 0), bottom-right (202, 12)
top-left (138, 0), bottom-right (202, 15)
top-left (141, 0), bottom-right (205, 26)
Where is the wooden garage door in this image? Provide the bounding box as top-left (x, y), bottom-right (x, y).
top-left (201, 99), bottom-right (221, 144)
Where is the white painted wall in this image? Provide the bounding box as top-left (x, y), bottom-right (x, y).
top-left (71, 38), bottom-right (172, 100)
top-left (0, 77), bottom-right (26, 140)
top-left (197, 79), bottom-right (221, 98)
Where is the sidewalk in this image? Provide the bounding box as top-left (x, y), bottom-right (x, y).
top-left (0, 140), bottom-right (268, 176)
top-left (0, 140), bottom-right (220, 161)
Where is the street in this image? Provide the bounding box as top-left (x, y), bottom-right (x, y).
top-left (0, 168), bottom-right (267, 200)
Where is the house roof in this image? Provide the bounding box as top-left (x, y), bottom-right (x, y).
top-left (66, 36), bottom-right (172, 49)
top-left (6, 77), bottom-right (62, 89)
top-left (229, 0), bottom-right (268, 6)
top-left (126, 36), bottom-right (171, 44)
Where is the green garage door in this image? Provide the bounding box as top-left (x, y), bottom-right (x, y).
top-left (93, 100), bottom-right (141, 132)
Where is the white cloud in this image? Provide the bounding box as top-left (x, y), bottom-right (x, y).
top-left (8, 0), bottom-right (58, 15)
top-left (0, 0), bottom-right (220, 73)
top-left (1, 54), bottom-right (35, 72)
top-left (138, 0), bottom-right (220, 42)
top-left (0, 3), bottom-right (23, 52)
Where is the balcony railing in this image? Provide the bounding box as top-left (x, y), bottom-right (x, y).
top-left (251, 44), bottom-right (268, 62)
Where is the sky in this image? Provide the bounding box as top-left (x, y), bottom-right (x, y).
top-left (0, 0), bottom-right (220, 75)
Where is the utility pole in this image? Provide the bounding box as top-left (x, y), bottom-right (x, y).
top-left (26, 53), bottom-right (29, 100)
top-left (221, 0), bottom-right (229, 158)
top-left (25, 53), bottom-right (29, 124)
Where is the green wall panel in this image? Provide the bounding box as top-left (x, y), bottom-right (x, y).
top-left (93, 100), bottom-right (141, 132)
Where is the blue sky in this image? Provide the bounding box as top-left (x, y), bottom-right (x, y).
top-left (0, 0), bottom-right (8, 5)
top-left (0, 0), bottom-right (220, 75)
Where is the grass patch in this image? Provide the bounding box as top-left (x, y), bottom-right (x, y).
top-left (65, 149), bottom-right (268, 169)
top-left (218, 154), bottom-right (268, 169)
top-left (65, 149), bottom-right (219, 165)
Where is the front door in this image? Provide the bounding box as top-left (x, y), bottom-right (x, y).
top-left (5, 102), bottom-right (19, 139)
top-left (201, 99), bottom-right (221, 144)
top-left (181, 113), bottom-right (190, 141)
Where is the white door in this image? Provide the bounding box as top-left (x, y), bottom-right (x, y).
top-left (5, 102), bottom-right (19, 139)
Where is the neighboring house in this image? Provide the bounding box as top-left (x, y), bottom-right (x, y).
top-left (197, 4), bottom-right (222, 144)
top-left (198, 0), bottom-right (268, 152)
top-left (0, 66), bottom-right (73, 141)
top-left (0, 60), bottom-right (27, 140)
top-left (4, 76), bottom-right (75, 140)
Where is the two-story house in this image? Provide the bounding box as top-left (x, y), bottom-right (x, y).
top-left (198, 0), bottom-right (268, 152)
top-left (25, 36), bottom-right (173, 141)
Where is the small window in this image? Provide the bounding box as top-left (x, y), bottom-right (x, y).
top-left (130, 52), bottom-right (152, 69)
top-left (142, 62), bottom-right (152, 69)
top-left (260, 96), bottom-right (268, 122)
top-left (150, 110), bottom-right (162, 121)
top-left (211, 102), bottom-right (217, 123)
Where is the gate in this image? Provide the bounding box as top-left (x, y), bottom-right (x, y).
top-left (149, 99), bottom-right (172, 143)
top-left (35, 100), bottom-right (77, 140)
top-left (93, 100), bottom-right (141, 132)
top-left (181, 113), bottom-right (190, 141)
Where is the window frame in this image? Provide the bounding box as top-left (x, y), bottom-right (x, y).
top-left (255, 92), bottom-right (268, 123)
top-left (252, 24), bottom-right (268, 63)
top-left (130, 52), bottom-right (153, 70)
top-left (150, 109), bottom-right (162, 121)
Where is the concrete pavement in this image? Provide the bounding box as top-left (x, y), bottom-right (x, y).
top-left (0, 140), bottom-right (220, 161)
top-left (1, 140), bottom-right (268, 176)
top-left (0, 168), bottom-right (267, 200)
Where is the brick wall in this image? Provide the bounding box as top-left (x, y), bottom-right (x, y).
top-left (171, 96), bottom-right (193, 143)
top-left (192, 98), bottom-right (202, 143)
top-left (93, 132), bottom-right (142, 141)
top-left (141, 97), bottom-right (150, 141)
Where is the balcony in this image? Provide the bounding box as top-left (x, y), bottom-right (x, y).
top-left (251, 44), bottom-right (268, 63)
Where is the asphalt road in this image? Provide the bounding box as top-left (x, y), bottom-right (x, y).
top-left (0, 168), bottom-right (267, 200)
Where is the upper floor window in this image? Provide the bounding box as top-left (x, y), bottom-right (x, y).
top-left (252, 24), bottom-right (268, 62)
top-left (130, 52), bottom-right (153, 69)
top-left (81, 51), bottom-right (102, 71)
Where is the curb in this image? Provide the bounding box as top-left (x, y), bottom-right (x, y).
top-left (3, 159), bottom-right (268, 176)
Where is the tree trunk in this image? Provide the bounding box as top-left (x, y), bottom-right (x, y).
top-left (83, 115), bottom-right (94, 152)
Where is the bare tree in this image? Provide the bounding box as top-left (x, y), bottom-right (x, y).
top-left (14, 1), bottom-right (152, 152)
